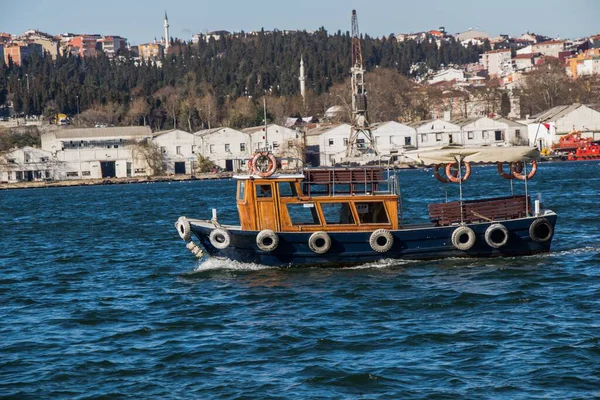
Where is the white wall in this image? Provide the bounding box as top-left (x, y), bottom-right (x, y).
top-left (153, 129), bottom-right (196, 174)
top-left (372, 121), bottom-right (417, 156)
top-left (197, 127), bottom-right (251, 171)
top-left (414, 120), bottom-right (462, 148)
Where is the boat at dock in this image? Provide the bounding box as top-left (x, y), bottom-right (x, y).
top-left (174, 147), bottom-right (557, 267)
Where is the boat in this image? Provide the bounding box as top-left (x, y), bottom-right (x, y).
top-left (174, 147), bottom-right (557, 267)
top-left (550, 129), bottom-right (600, 161)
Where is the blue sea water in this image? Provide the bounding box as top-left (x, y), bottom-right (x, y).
top-left (1, 161), bottom-right (599, 399)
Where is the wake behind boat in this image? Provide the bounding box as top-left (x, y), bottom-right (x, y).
top-left (174, 147), bottom-right (557, 267)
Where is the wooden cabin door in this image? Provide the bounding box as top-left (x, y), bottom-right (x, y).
top-left (255, 183), bottom-right (280, 231)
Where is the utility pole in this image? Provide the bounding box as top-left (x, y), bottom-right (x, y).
top-left (345, 9), bottom-right (377, 159)
top-left (25, 73), bottom-right (29, 93)
top-left (263, 97), bottom-right (268, 149)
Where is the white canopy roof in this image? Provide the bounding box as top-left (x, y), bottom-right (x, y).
top-left (403, 146), bottom-right (540, 166)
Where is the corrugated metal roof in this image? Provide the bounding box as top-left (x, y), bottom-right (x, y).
top-left (55, 126), bottom-right (152, 139)
top-left (495, 117), bottom-right (526, 127)
top-left (531, 104), bottom-right (582, 122)
top-left (305, 123), bottom-right (346, 137)
top-left (450, 117), bottom-right (480, 126)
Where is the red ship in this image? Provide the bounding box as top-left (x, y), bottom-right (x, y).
top-left (551, 130), bottom-right (600, 161)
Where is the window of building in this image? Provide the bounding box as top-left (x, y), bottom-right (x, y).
top-left (328, 138), bottom-right (334, 146)
top-left (240, 143), bottom-right (246, 152)
top-left (225, 144), bottom-right (230, 152)
top-left (256, 184), bottom-right (272, 198)
top-left (161, 146), bottom-right (166, 154)
top-left (209, 144), bottom-right (214, 154)
top-left (287, 140), bottom-right (294, 148)
top-left (255, 142), bottom-right (263, 150)
top-left (321, 202), bottom-right (355, 225)
top-left (286, 203), bottom-right (320, 225)
top-left (468, 131), bottom-right (474, 140)
top-left (495, 130), bottom-right (503, 141)
top-left (176, 146), bottom-right (182, 155)
top-left (420, 134), bottom-right (428, 143)
top-left (278, 182), bottom-right (297, 197)
top-left (515, 129), bottom-right (521, 138)
top-left (343, 138), bottom-right (349, 146)
top-left (66, 172), bottom-right (79, 177)
top-left (482, 131), bottom-right (489, 139)
top-left (82, 171), bottom-right (91, 176)
top-left (436, 133), bottom-right (442, 142)
top-left (355, 202), bottom-right (389, 224)
top-left (192, 145), bottom-right (197, 154)
top-left (24, 153), bottom-right (31, 163)
top-left (404, 137), bottom-right (412, 146)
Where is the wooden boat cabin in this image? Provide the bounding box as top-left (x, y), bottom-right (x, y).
top-left (235, 167), bottom-right (399, 232)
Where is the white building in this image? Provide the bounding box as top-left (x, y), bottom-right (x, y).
top-left (371, 121), bottom-right (417, 156)
top-left (305, 123), bottom-right (351, 166)
top-left (242, 124), bottom-right (302, 169)
top-left (0, 146), bottom-right (56, 183)
top-left (454, 116), bottom-right (526, 146)
top-left (532, 40), bottom-right (565, 58)
top-left (480, 49), bottom-right (512, 77)
top-left (152, 129), bottom-right (196, 174)
top-left (41, 126), bottom-right (153, 179)
top-left (410, 119), bottom-right (462, 148)
top-left (428, 68), bottom-right (466, 85)
top-left (455, 29), bottom-right (490, 43)
top-left (196, 127), bottom-right (251, 171)
top-left (526, 104), bottom-right (600, 150)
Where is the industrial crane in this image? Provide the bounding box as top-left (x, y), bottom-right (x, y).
top-left (345, 9), bottom-right (378, 159)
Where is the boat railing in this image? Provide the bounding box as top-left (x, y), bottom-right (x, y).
top-left (302, 166), bottom-right (398, 197)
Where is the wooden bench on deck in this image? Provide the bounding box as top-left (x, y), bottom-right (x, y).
top-left (428, 195), bottom-right (531, 226)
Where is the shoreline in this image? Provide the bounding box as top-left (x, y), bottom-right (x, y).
top-left (0, 173), bottom-right (234, 191)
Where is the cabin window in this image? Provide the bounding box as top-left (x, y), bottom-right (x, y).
top-left (256, 184), bottom-right (272, 198)
top-left (278, 182), bottom-right (297, 197)
top-left (321, 202), bottom-right (355, 225)
top-left (355, 202), bottom-right (389, 224)
top-left (237, 181), bottom-right (246, 201)
top-left (286, 203), bottom-right (320, 225)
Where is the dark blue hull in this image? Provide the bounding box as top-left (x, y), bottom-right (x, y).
top-left (191, 213), bottom-right (557, 267)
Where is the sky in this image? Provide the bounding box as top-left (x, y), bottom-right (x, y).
top-left (1, 0), bottom-right (598, 45)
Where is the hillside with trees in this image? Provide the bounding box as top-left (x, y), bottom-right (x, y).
top-left (1, 29), bottom-right (599, 131)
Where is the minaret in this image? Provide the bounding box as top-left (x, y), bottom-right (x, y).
top-left (164, 11), bottom-right (170, 50)
top-left (299, 55), bottom-right (306, 100)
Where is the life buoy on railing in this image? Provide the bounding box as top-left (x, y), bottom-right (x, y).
top-left (497, 161), bottom-right (523, 180)
top-left (434, 164), bottom-right (457, 183)
top-left (451, 226), bottom-right (476, 251)
top-left (256, 229), bottom-right (279, 252)
top-left (445, 161), bottom-right (471, 183)
top-left (529, 218), bottom-right (553, 243)
top-left (511, 160), bottom-right (537, 180)
top-left (308, 231), bottom-right (331, 254)
top-left (250, 152), bottom-right (277, 178)
top-left (209, 227), bottom-right (231, 249)
top-left (484, 223), bottom-right (509, 249)
top-left (369, 229), bottom-right (394, 253)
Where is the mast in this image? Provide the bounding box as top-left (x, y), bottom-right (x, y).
top-left (346, 9), bottom-right (377, 158)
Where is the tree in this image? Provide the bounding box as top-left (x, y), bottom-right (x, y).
top-left (500, 92), bottom-right (511, 117)
top-left (133, 141), bottom-right (166, 176)
top-left (195, 154), bottom-right (217, 173)
top-left (519, 59), bottom-right (573, 116)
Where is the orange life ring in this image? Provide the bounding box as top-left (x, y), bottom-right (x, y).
top-left (497, 161), bottom-right (523, 180)
top-left (251, 152), bottom-right (277, 178)
top-left (247, 158), bottom-right (254, 172)
top-left (511, 160), bottom-right (537, 180)
top-left (445, 161), bottom-right (471, 183)
top-left (434, 163), bottom-right (459, 183)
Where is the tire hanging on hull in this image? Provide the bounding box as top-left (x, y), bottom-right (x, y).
top-left (451, 226), bottom-right (476, 251)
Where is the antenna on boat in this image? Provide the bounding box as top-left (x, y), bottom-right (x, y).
top-left (263, 97), bottom-right (269, 149)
